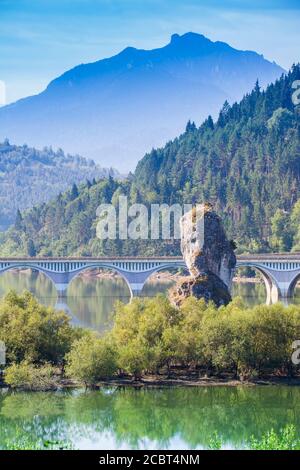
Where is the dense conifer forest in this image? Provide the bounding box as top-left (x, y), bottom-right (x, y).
top-left (1, 65), bottom-right (300, 257)
top-left (0, 141), bottom-right (118, 229)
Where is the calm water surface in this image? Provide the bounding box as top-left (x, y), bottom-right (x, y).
top-left (0, 386), bottom-right (299, 450)
top-left (0, 269), bottom-right (300, 331)
top-left (1, 271), bottom-right (300, 450)
top-left (0, 270), bottom-right (174, 332)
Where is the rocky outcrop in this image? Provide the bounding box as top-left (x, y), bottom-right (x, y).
top-left (171, 204), bottom-right (236, 307)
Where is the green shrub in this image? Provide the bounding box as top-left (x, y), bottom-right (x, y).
top-left (65, 334), bottom-right (118, 386)
top-left (0, 290), bottom-right (84, 365)
top-left (2, 291), bottom-right (300, 382)
top-left (111, 296), bottom-right (183, 376)
top-left (250, 425), bottom-right (300, 450)
top-left (4, 362), bottom-right (58, 391)
top-left (106, 295), bottom-right (300, 378)
top-left (207, 425), bottom-right (300, 450)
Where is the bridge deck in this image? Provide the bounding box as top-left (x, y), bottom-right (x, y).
top-left (237, 254), bottom-right (300, 260)
top-left (0, 254), bottom-right (300, 261)
top-left (0, 256), bottom-right (184, 261)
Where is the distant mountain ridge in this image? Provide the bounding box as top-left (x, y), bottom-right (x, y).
top-left (0, 140), bottom-right (119, 229)
top-left (0, 32), bottom-right (285, 172)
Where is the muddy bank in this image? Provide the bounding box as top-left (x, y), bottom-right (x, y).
top-left (2, 373), bottom-right (300, 392)
top-left (233, 276), bottom-right (262, 284)
top-left (95, 376), bottom-right (300, 388)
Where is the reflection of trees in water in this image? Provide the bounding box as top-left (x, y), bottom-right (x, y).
top-left (0, 269), bottom-right (176, 333)
top-left (0, 269), bottom-right (56, 307)
top-left (0, 386), bottom-right (300, 449)
top-left (232, 268), bottom-right (266, 307)
top-left (232, 282), bottom-right (267, 306)
top-left (67, 276), bottom-right (131, 332)
top-left (142, 280), bottom-right (175, 298)
top-left (4, 269), bottom-right (300, 332)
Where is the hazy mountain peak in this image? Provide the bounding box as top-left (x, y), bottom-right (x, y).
top-left (0, 33), bottom-right (285, 172)
top-left (170, 31), bottom-right (212, 46)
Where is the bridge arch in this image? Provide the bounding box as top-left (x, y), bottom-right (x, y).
top-left (67, 264), bottom-right (134, 298)
top-left (143, 262), bottom-right (187, 276)
top-left (235, 263), bottom-right (280, 304)
top-left (285, 271), bottom-right (300, 299)
top-left (140, 262), bottom-right (188, 297)
top-left (0, 264), bottom-right (57, 292)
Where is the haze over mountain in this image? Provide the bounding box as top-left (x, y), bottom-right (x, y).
top-left (0, 32), bottom-right (285, 172)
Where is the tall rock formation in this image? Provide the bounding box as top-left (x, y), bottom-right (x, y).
top-left (171, 204), bottom-right (236, 307)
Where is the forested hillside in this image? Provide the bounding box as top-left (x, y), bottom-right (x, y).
top-left (0, 141), bottom-right (119, 229)
top-left (133, 64), bottom-right (300, 253)
top-left (1, 65), bottom-right (300, 257)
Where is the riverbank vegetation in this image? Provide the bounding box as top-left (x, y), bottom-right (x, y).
top-left (208, 425), bottom-right (300, 450)
top-left (1, 291), bottom-right (300, 390)
top-left (2, 425), bottom-right (299, 450)
top-left (86, 294), bottom-right (300, 383)
top-left (0, 291), bottom-right (85, 390)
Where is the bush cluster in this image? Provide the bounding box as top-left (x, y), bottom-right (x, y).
top-left (66, 295), bottom-right (300, 384)
top-left (0, 291), bottom-right (85, 389)
top-left (4, 362), bottom-right (58, 391)
top-left (2, 291), bottom-right (300, 388)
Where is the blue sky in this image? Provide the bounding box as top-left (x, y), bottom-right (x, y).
top-left (1, 0), bottom-right (300, 104)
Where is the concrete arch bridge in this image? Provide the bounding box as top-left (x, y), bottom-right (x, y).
top-left (0, 254), bottom-right (300, 303)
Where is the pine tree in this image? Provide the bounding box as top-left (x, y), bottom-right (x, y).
top-left (185, 120), bottom-right (196, 132)
top-left (217, 100), bottom-right (230, 127)
top-left (206, 115), bottom-right (214, 130)
top-left (27, 239), bottom-right (36, 257)
top-left (15, 209), bottom-right (23, 230)
top-left (70, 183), bottom-right (79, 200)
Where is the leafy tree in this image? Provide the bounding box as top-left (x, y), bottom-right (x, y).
top-left (65, 334), bottom-right (118, 386)
top-left (270, 209), bottom-right (293, 252)
top-left (0, 291), bottom-right (82, 365)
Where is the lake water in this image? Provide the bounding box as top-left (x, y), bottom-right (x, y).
top-left (0, 269), bottom-right (300, 331)
top-left (0, 385), bottom-right (299, 450)
top-left (1, 270), bottom-right (300, 450)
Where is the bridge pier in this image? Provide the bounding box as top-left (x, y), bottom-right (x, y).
top-left (236, 258), bottom-right (300, 305)
top-left (269, 273), bottom-right (298, 302)
top-left (277, 282), bottom-right (291, 300)
top-left (262, 275), bottom-right (279, 305)
top-left (128, 283), bottom-right (144, 298)
top-left (55, 283), bottom-right (69, 298)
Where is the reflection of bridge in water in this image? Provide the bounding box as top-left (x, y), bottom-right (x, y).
top-left (1, 254), bottom-right (300, 304)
